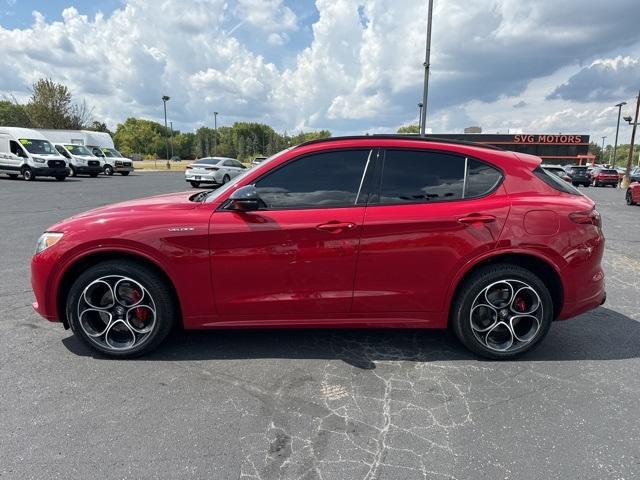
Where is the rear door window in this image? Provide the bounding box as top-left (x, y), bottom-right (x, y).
top-left (377, 150), bottom-right (502, 204)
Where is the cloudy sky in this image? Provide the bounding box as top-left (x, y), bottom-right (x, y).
top-left (1, 0), bottom-right (639, 143)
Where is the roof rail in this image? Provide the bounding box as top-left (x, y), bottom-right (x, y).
top-left (296, 134), bottom-right (505, 151)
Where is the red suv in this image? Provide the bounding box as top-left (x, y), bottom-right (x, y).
top-left (591, 167), bottom-right (619, 187)
top-left (31, 136), bottom-right (606, 359)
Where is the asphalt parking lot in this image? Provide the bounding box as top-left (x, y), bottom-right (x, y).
top-left (1, 173), bottom-right (639, 480)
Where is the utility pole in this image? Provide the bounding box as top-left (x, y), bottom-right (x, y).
top-left (417, 103), bottom-right (423, 132)
top-left (622, 90), bottom-right (640, 189)
top-left (601, 136), bottom-right (606, 163)
top-left (213, 112), bottom-right (218, 156)
top-left (169, 121), bottom-right (174, 159)
top-left (613, 101), bottom-right (627, 167)
top-left (162, 95), bottom-right (171, 169)
top-left (419, 0), bottom-right (434, 136)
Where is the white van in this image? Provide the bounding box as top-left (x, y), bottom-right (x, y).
top-left (0, 127), bottom-right (68, 181)
top-left (39, 129), bottom-right (133, 176)
top-left (52, 143), bottom-right (103, 177)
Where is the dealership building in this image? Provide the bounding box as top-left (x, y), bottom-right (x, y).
top-left (429, 133), bottom-right (593, 165)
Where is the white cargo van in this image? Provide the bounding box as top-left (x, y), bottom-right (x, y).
top-left (52, 143), bottom-right (103, 177)
top-left (0, 127), bottom-right (68, 181)
top-left (39, 129), bottom-right (133, 176)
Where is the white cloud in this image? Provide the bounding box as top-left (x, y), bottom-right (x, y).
top-left (0, 0), bottom-right (638, 141)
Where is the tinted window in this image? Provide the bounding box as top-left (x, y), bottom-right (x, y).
top-left (196, 158), bottom-right (220, 165)
top-left (465, 159), bottom-right (502, 198)
top-left (380, 150), bottom-right (465, 204)
top-left (255, 150), bottom-right (371, 209)
top-left (533, 167), bottom-right (581, 195)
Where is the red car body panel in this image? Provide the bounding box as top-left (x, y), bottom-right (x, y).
top-left (31, 138), bottom-right (606, 331)
top-left (629, 182), bottom-right (640, 203)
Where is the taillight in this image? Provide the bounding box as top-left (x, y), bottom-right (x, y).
top-left (569, 208), bottom-right (601, 227)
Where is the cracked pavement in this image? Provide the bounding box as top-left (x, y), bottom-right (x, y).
top-left (1, 174), bottom-right (639, 479)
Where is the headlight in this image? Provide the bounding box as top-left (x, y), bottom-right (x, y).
top-left (34, 157), bottom-right (46, 163)
top-left (35, 232), bottom-right (63, 254)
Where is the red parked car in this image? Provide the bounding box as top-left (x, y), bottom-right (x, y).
top-left (627, 182), bottom-right (640, 205)
top-left (31, 136), bottom-right (606, 359)
top-left (591, 167), bottom-right (619, 187)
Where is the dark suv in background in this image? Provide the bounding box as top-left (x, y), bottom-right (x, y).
top-left (563, 165), bottom-right (591, 187)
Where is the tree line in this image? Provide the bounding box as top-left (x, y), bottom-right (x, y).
top-left (0, 78), bottom-right (330, 161)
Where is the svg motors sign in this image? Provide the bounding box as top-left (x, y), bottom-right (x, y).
top-left (514, 134), bottom-right (584, 144)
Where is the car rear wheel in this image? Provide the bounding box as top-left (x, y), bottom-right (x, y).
top-left (22, 166), bottom-right (34, 181)
top-left (8, 174), bottom-right (18, 179)
top-left (66, 260), bottom-right (177, 358)
top-left (190, 181), bottom-right (201, 188)
top-left (120, 171), bottom-right (130, 176)
top-left (627, 190), bottom-right (636, 205)
top-left (90, 173), bottom-right (99, 178)
top-left (451, 264), bottom-right (553, 359)
top-left (55, 176), bottom-right (66, 181)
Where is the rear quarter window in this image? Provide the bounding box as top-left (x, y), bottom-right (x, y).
top-left (533, 166), bottom-right (582, 195)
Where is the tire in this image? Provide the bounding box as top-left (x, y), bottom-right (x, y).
top-left (22, 166), bottom-right (34, 181)
top-left (583, 182), bottom-right (589, 187)
top-left (120, 171), bottom-right (130, 176)
top-left (222, 174), bottom-right (230, 184)
top-left (104, 165), bottom-right (114, 176)
top-left (190, 181), bottom-right (201, 188)
top-left (627, 190), bottom-right (636, 206)
top-left (8, 174), bottom-right (18, 179)
top-left (89, 173), bottom-right (99, 178)
top-left (55, 176), bottom-right (66, 181)
top-left (450, 263), bottom-right (553, 359)
top-left (69, 165), bottom-right (77, 177)
top-left (66, 260), bottom-right (177, 358)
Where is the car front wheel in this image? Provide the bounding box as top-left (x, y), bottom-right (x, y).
top-left (451, 264), bottom-right (553, 359)
top-left (66, 260), bottom-right (177, 358)
top-left (104, 165), bottom-right (114, 176)
top-left (627, 190), bottom-right (637, 205)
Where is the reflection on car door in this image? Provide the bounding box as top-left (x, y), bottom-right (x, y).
top-left (210, 149), bottom-right (373, 316)
top-left (352, 149), bottom-right (510, 315)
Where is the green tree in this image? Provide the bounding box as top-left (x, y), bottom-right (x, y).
top-left (0, 100), bottom-right (31, 127)
top-left (26, 78), bottom-right (92, 129)
top-left (397, 124), bottom-right (420, 134)
top-left (113, 118), bottom-right (166, 157)
top-left (86, 121), bottom-right (112, 135)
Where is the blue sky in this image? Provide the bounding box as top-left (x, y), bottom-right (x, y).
top-left (1, 0), bottom-right (639, 142)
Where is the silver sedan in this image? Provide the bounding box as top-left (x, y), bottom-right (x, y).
top-left (185, 157), bottom-right (246, 188)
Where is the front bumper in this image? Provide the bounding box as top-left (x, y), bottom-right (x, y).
top-left (33, 167), bottom-right (68, 178)
top-left (76, 165), bottom-right (104, 175)
top-left (114, 165), bottom-right (134, 173)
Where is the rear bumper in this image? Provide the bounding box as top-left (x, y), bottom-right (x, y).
top-left (33, 167), bottom-right (68, 177)
top-left (185, 173), bottom-right (219, 184)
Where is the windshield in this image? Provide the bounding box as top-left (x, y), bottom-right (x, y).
top-left (203, 148), bottom-right (293, 203)
top-left (19, 139), bottom-right (57, 155)
top-left (195, 158), bottom-right (221, 165)
top-left (101, 148), bottom-right (123, 158)
top-left (65, 145), bottom-right (93, 156)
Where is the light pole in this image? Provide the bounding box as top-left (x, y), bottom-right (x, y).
top-left (621, 90), bottom-right (640, 188)
top-left (161, 95), bottom-right (171, 169)
top-left (417, 103), bottom-right (423, 132)
top-left (612, 101), bottom-right (627, 167)
top-left (169, 121), bottom-right (174, 159)
top-left (213, 111), bottom-right (218, 156)
top-left (601, 136), bottom-right (606, 163)
top-left (419, 0), bottom-right (434, 136)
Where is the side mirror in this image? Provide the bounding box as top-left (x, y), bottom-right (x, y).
top-left (228, 185), bottom-right (265, 212)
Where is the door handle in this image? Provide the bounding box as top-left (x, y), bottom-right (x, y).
top-left (458, 214), bottom-right (496, 224)
top-left (316, 221), bottom-right (356, 232)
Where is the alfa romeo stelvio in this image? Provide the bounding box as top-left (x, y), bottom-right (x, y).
top-left (31, 136), bottom-right (606, 359)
